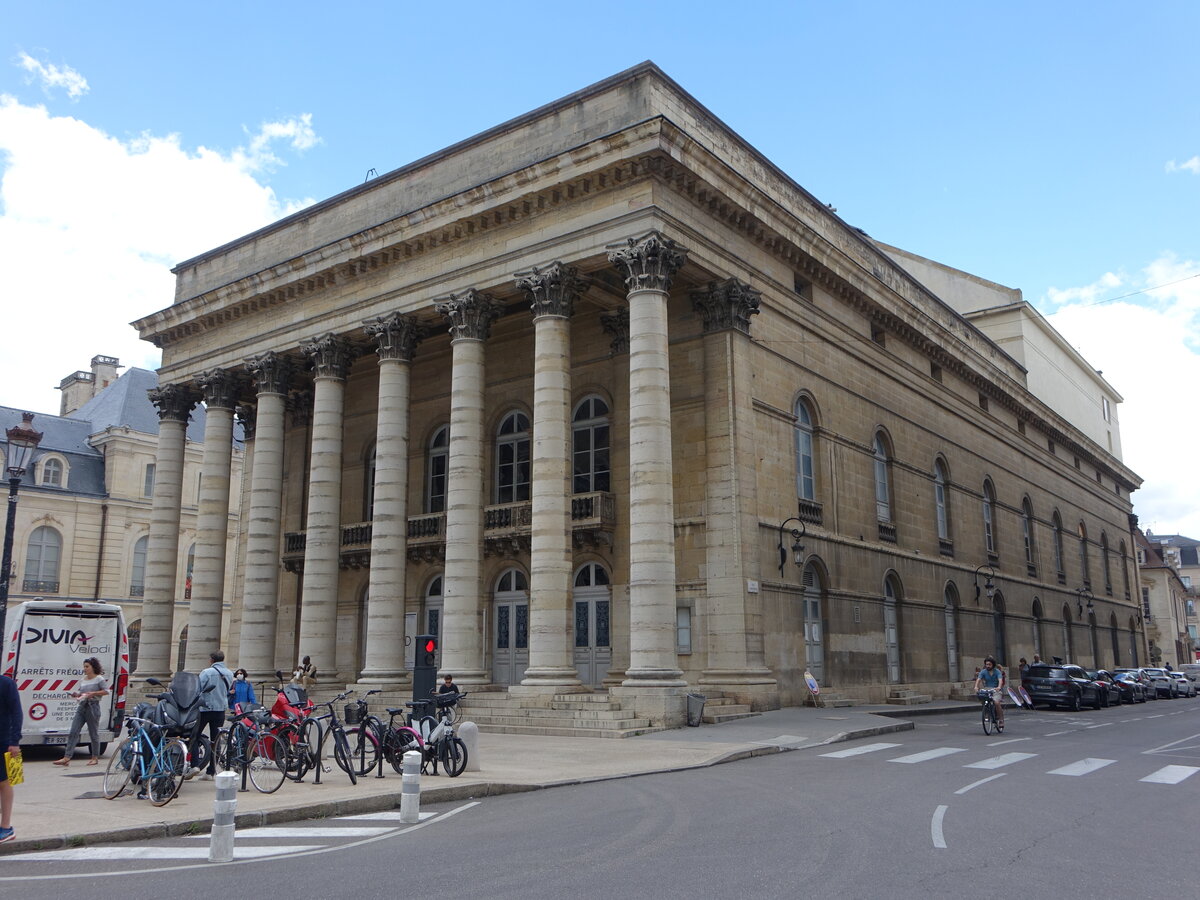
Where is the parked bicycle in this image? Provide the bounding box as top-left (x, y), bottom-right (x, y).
top-left (408, 691), bottom-right (468, 777)
top-left (978, 689), bottom-right (1004, 735)
top-left (214, 705), bottom-right (288, 793)
top-left (308, 688), bottom-right (360, 785)
top-left (342, 689), bottom-right (424, 776)
top-left (103, 714), bottom-right (189, 806)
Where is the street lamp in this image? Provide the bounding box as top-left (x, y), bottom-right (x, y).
top-left (1, 412), bottom-right (43, 642)
top-left (1076, 587), bottom-right (1095, 619)
top-left (777, 509), bottom-right (808, 577)
top-left (974, 564), bottom-right (996, 603)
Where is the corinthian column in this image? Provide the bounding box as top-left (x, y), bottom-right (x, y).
top-left (607, 231), bottom-right (688, 687)
top-left (511, 263), bottom-right (586, 689)
top-left (185, 367), bottom-right (239, 668)
top-left (138, 384), bottom-right (198, 678)
top-left (435, 290), bottom-right (500, 685)
top-left (298, 334), bottom-right (352, 678)
top-left (359, 313), bottom-right (424, 683)
top-left (238, 352), bottom-right (292, 680)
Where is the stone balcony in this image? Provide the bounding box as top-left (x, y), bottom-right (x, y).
top-left (281, 491), bottom-right (616, 571)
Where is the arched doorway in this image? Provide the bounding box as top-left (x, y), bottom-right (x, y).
top-left (492, 568), bottom-right (529, 685)
top-left (803, 564), bottom-right (825, 684)
top-left (1128, 618), bottom-right (1139, 666)
top-left (1062, 604), bottom-right (1074, 662)
top-left (943, 584), bottom-right (960, 682)
top-left (1031, 598), bottom-right (1044, 660)
top-left (411, 576), bottom-right (443, 670)
top-left (1088, 612), bottom-right (1099, 667)
top-left (992, 593), bottom-right (1008, 664)
top-left (176, 625), bottom-right (188, 673)
top-left (1109, 613), bottom-right (1121, 667)
top-left (573, 563), bottom-right (612, 687)
top-left (884, 574), bottom-right (902, 683)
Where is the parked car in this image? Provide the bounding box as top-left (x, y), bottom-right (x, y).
top-left (1169, 672), bottom-right (1196, 697)
top-left (1111, 671), bottom-right (1147, 703)
top-left (1143, 667), bottom-right (1178, 698)
top-left (1086, 670), bottom-right (1123, 708)
top-left (1177, 663), bottom-right (1200, 685)
top-left (1023, 663), bottom-right (1102, 710)
top-left (1113, 667), bottom-right (1158, 701)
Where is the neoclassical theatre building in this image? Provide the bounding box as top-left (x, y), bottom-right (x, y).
top-left (132, 63), bottom-right (1143, 724)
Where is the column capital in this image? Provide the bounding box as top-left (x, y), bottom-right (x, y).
top-left (236, 403), bottom-right (257, 442)
top-left (363, 312), bottom-right (425, 362)
top-left (436, 289), bottom-right (501, 341)
top-left (245, 351), bottom-right (293, 395)
top-left (147, 383), bottom-right (199, 423)
top-left (606, 231), bottom-right (687, 294)
top-left (301, 333), bottom-right (353, 380)
top-left (600, 308), bottom-right (629, 356)
top-left (196, 367), bottom-right (241, 410)
top-left (691, 277), bottom-right (762, 335)
top-left (515, 262), bottom-right (588, 319)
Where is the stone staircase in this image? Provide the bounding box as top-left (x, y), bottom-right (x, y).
top-left (815, 691), bottom-right (866, 708)
top-left (699, 692), bottom-right (759, 724)
top-left (462, 690), bottom-right (666, 738)
top-left (885, 689), bottom-right (932, 706)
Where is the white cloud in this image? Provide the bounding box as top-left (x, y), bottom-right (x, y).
top-left (1043, 258), bottom-right (1200, 539)
top-left (15, 51), bottom-right (89, 99)
top-left (1166, 156), bottom-right (1200, 175)
top-left (0, 94), bottom-right (317, 415)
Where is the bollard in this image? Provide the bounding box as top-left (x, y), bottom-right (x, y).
top-left (208, 770), bottom-right (238, 862)
top-left (399, 750), bottom-right (421, 824)
top-left (458, 720), bottom-right (481, 772)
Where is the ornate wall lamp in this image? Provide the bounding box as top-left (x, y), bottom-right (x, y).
top-left (974, 564), bottom-right (997, 603)
top-left (1076, 587), bottom-right (1095, 619)
top-left (777, 512), bottom-right (807, 577)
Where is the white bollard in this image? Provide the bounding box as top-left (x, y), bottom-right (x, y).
top-left (458, 721), bottom-right (481, 772)
top-left (399, 750), bottom-right (422, 824)
top-left (208, 771), bottom-right (238, 862)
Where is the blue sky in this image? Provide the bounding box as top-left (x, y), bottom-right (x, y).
top-left (1, 1), bottom-right (1197, 535)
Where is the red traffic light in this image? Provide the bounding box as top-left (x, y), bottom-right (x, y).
top-left (424, 639), bottom-right (437, 653)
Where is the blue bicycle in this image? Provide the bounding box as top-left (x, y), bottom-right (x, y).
top-left (103, 714), bottom-right (189, 806)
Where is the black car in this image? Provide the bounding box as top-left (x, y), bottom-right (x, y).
top-left (1023, 664), bottom-right (1102, 710)
top-left (1111, 671), bottom-right (1148, 703)
top-left (1086, 669), bottom-right (1123, 707)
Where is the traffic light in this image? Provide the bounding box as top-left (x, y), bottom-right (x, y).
top-left (421, 636), bottom-right (438, 668)
top-left (412, 633), bottom-right (438, 701)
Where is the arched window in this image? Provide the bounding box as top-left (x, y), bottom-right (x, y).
top-left (1119, 540), bottom-right (1130, 600)
top-left (873, 434), bottom-right (892, 523)
top-left (982, 479), bottom-right (997, 558)
top-left (184, 543), bottom-right (195, 599)
top-left (1031, 597), bottom-right (1044, 659)
top-left (944, 584), bottom-right (960, 682)
top-left (426, 426), bottom-right (449, 513)
top-left (1052, 511), bottom-right (1065, 582)
top-left (41, 457), bottom-right (64, 487)
top-left (364, 443), bottom-right (376, 520)
top-left (993, 593), bottom-right (1007, 664)
top-left (1062, 604), bottom-right (1074, 661)
top-left (1078, 521), bottom-right (1091, 589)
top-left (794, 398), bottom-right (816, 501)
top-left (495, 411), bottom-right (531, 504)
top-left (24, 525), bottom-right (62, 592)
top-left (572, 396), bottom-right (610, 493)
top-left (1022, 497), bottom-right (1036, 572)
top-left (934, 459), bottom-right (951, 545)
top-left (130, 535), bottom-right (148, 597)
top-left (1101, 532), bottom-right (1112, 594)
top-left (1109, 612), bottom-right (1121, 667)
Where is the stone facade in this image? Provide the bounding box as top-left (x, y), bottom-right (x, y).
top-left (131, 63), bottom-right (1144, 722)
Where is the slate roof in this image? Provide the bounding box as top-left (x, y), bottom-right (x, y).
top-left (69, 367), bottom-right (210, 443)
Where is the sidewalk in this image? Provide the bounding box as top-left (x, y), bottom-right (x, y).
top-left (2, 700), bottom-right (976, 854)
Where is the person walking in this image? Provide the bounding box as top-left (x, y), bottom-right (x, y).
top-left (0, 673), bottom-right (21, 843)
top-left (228, 668), bottom-right (257, 711)
top-left (194, 650), bottom-right (233, 780)
top-left (52, 657), bottom-right (108, 766)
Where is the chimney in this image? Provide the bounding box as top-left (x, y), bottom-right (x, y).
top-left (57, 355), bottom-right (122, 415)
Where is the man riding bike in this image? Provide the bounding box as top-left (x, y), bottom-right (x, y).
top-left (974, 656), bottom-right (1005, 730)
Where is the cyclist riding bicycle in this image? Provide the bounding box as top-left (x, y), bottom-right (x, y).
top-left (974, 656), bottom-right (1005, 729)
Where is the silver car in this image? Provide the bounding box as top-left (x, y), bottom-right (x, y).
top-left (1144, 667), bottom-right (1178, 698)
top-left (1169, 672), bottom-right (1196, 697)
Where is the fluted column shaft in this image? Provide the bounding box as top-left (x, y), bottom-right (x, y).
top-left (436, 291), bottom-right (500, 685)
top-left (608, 232), bottom-right (687, 686)
top-left (238, 353), bottom-right (290, 679)
top-left (138, 385), bottom-right (196, 678)
top-left (517, 264), bottom-right (586, 686)
top-left (299, 335), bottom-right (351, 676)
top-left (360, 313), bottom-right (423, 683)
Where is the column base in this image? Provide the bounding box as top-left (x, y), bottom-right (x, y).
top-left (609, 684), bottom-right (687, 728)
top-left (698, 668), bottom-right (780, 711)
top-left (518, 666), bottom-right (583, 689)
top-left (441, 669), bottom-right (491, 687)
top-left (621, 666), bottom-right (686, 688)
top-left (356, 669), bottom-right (413, 686)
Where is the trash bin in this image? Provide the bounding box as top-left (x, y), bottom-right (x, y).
top-left (686, 692), bottom-right (706, 727)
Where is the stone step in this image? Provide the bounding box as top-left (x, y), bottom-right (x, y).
top-left (885, 693), bottom-right (932, 705)
top-left (467, 713), bottom-right (653, 730)
top-left (469, 705), bottom-right (641, 722)
top-left (474, 722), bottom-right (667, 739)
top-left (552, 692), bottom-right (616, 703)
top-left (825, 697), bottom-right (865, 708)
top-left (548, 700), bottom-right (624, 712)
top-left (704, 711), bottom-right (761, 724)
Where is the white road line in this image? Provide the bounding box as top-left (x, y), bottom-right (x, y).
top-left (184, 827), bottom-right (392, 839)
top-left (1140, 765), bottom-right (1200, 784)
top-left (1147, 714), bottom-right (1165, 719)
top-left (955, 773), bottom-right (1006, 794)
top-left (1046, 758), bottom-right (1116, 777)
top-left (1043, 731), bottom-right (1073, 736)
top-left (987, 737), bottom-right (1031, 746)
top-left (931, 805), bottom-right (948, 849)
top-left (888, 747), bottom-right (966, 764)
top-left (964, 752), bottom-right (1037, 770)
top-left (341, 811), bottom-right (437, 821)
top-left (1142, 732), bottom-right (1200, 755)
top-left (1085, 723), bottom-right (1112, 729)
top-left (819, 742), bottom-right (902, 758)
top-left (5, 846), bottom-right (324, 862)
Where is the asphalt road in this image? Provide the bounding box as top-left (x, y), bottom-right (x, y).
top-left (2, 698), bottom-right (1197, 899)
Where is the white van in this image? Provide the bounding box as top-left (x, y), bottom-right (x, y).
top-left (1177, 663), bottom-right (1200, 684)
top-left (1, 599), bottom-right (129, 750)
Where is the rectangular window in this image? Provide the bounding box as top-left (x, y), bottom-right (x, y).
top-left (676, 607), bottom-right (692, 654)
top-left (793, 274), bottom-right (813, 300)
top-left (144, 464), bottom-right (156, 498)
top-left (1102, 396), bottom-right (1111, 422)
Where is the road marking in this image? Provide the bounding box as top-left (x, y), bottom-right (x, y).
top-left (1085, 723), bottom-right (1112, 729)
top-left (987, 737), bottom-right (1031, 746)
top-left (964, 752), bottom-right (1037, 770)
top-left (955, 773), bottom-right (1006, 794)
top-left (819, 742), bottom-right (902, 758)
top-left (1140, 765), bottom-right (1200, 784)
top-left (888, 747), bottom-right (966, 764)
top-left (1143, 733), bottom-right (1200, 756)
top-left (931, 805), bottom-right (948, 849)
top-left (184, 826), bottom-right (393, 839)
top-left (1147, 714), bottom-right (1165, 719)
top-left (6, 846), bottom-right (324, 862)
top-left (341, 811), bottom-right (437, 821)
top-left (1047, 758), bottom-right (1116, 776)
top-left (1043, 731), bottom-right (1073, 736)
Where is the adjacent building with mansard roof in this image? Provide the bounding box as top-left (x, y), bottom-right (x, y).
top-left (130, 62), bottom-right (1143, 725)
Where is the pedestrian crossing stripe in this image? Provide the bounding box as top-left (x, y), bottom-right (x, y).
top-left (1141, 765), bottom-right (1200, 784)
top-left (1047, 758), bottom-right (1116, 776)
top-left (963, 752), bottom-right (1038, 770)
top-left (183, 827), bottom-right (393, 839)
top-left (7, 846), bottom-right (326, 862)
top-left (888, 748), bottom-right (967, 764)
top-left (818, 742), bottom-right (902, 758)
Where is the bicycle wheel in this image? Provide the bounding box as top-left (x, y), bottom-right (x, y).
top-left (191, 734), bottom-right (212, 775)
top-left (346, 724), bottom-right (381, 776)
top-left (147, 738), bottom-right (187, 807)
top-left (246, 732), bottom-right (287, 794)
top-left (996, 712), bottom-right (1004, 734)
top-left (981, 703), bottom-right (993, 735)
top-left (103, 737), bottom-right (136, 799)
top-left (385, 727), bottom-right (421, 774)
top-left (213, 728), bottom-right (232, 772)
top-left (440, 737), bottom-right (468, 777)
top-left (332, 728), bottom-right (358, 785)
top-left (277, 723), bottom-right (309, 782)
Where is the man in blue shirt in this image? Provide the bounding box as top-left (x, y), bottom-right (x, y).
top-left (974, 656), bottom-right (1005, 729)
top-left (0, 674), bottom-right (22, 842)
